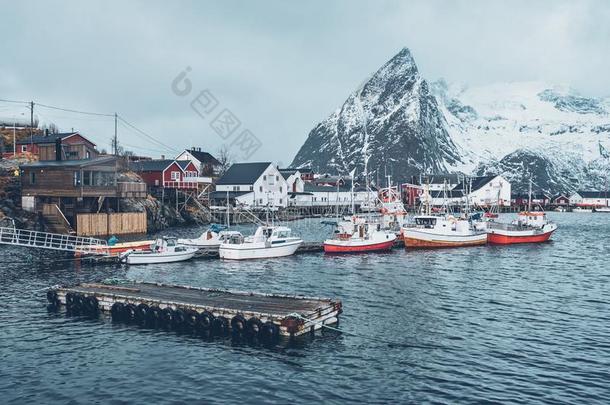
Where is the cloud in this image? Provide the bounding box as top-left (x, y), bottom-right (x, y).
top-left (1, 0), bottom-right (608, 161)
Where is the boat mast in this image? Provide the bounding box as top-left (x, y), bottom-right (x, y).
top-left (226, 190), bottom-right (230, 228)
top-left (351, 175), bottom-right (355, 216)
top-left (527, 175), bottom-right (532, 212)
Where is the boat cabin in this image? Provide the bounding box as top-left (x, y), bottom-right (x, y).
top-left (414, 216), bottom-right (437, 228)
top-left (516, 211), bottom-right (547, 227)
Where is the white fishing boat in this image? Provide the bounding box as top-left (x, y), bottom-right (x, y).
top-left (120, 237), bottom-right (197, 265)
top-left (218, 225), bottom-right (303, 260)
top-left (572, 207), bottom-right (593, 213)
top-left (402, 215), bottom-right (488, 248)
top-left (595, 207), bottom-right (610, 213)
top-left (178, 227), bottom-right (243, 249)
top-left (324, 218), bottom-right (396, 253)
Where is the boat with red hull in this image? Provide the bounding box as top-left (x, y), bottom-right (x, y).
top-left (487, 212), bottom-right (557, 245)
top-left (323, 218), bottom-right (397, 254)
top-left (323, 238), bottom-right (395, 253)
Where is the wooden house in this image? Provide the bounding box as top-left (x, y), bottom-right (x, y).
top-left (214, 162), bottom-right (288, 208)
top-left (175, 147), bottom-right (221, 176)
top-left (552, 194), bottom-right (570, 207)
top-left (278, 169), bottom-right (304, 193)
top-left (132, 159), bottom-right (203, 189)
top-left (16, 131), bottom-right (98, 160)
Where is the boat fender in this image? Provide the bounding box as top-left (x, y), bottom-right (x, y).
top-left (184, 309), bottom-right (198, 330)
top-left (260, 321), bottom-right (280, 343)
top-left (71, 294), bottom-right (85, 314)
top-left (212, 316), bottom-right (229, 336)
top-left (123, 303), bottom-right (137, 323)
top-left (135, 303), bottom-right (150, 324)
top-left (46, 290), bottom-right (58, 305)
top-left (173, 308), bottom-right (187, 329)
top-left (147, 306), bottom-right (163, 326)
top-left (196, 311), bottom-right (215, 332)
top-left (111, 302), bottom-right (125, 321)
top-left (245, 317), bottom-right (263, 337)
top-left (230, 314), bottom-right (247, 335)
top-left (84, 296), bottom-right (99, 316)
top-left (160, 307), bottom-right (175, 328)
top-left (65, 292), bottom-right (76, 308)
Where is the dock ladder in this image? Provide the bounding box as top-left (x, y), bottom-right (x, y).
top-left (0, 227), bottom-right (110, 256)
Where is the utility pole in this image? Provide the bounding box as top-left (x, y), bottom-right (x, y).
top-left (114, 113), bottom-right (118, 156)
top-left (29, 101), bottom-right (34, 146)
top-left (13, 122), bottom-right (16, 156)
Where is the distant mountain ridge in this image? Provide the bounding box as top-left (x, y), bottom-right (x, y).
top-left (291, 48), bottom-right (610, 193)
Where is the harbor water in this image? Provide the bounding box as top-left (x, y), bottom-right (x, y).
top-left (1, 212), bottom-right (609, 404)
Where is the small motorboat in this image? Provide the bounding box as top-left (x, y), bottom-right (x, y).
top-left (178, 226), bottom-right (243, 250)
top-left (218, 225), bottom-right (303, 260)
top-left (120, 237), bottom-right (197, 264)
top-left (487, 211), bottom-right (557, 244)
top-left (594, 207), bottom-right (610, 213)
top-left (324, 218), bottom-right (396, 253)
top-left (572, 207), bottom-right (593, 213)
top-left (402, 215), bottom-right (488, 248)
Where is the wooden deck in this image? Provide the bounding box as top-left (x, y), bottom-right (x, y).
top-left (49, 281), bottom-right (342, 339)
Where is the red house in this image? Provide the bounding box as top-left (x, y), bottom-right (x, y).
top-left (401, 182), bottom-right (422, 207)
top-left (132, 159), bottom-right (200, 189)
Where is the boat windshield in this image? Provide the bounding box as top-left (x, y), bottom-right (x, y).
top-left (275, 230), bottom-right (291, 238)
top-left (415, 217), bottom-right (437, 228)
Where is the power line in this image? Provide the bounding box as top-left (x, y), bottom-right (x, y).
top-left (0, 98), bottom-right (29, 105)
top-left (36, 102), bottom-right (114, 117)
top-left (117, 115), bottom-right (179, 153)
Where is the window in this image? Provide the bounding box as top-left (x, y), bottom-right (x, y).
top-left (170, 171), bottom-right (180, 180)
top-left (233, 186), bottom-right (239, 191)
top-left (73, 171), bottom-right (81, 186)
top-left (279, 199), bottom-right (282, 204)
top-left (259, 199), bottom-right (263, 204)
top-left (30, 172), bottom-right (36, 184)
top-left (86, 151), bottom-right (90, 159)
top-left (259, 186), bottom-right (263, 192)
top-left (21, 145), bottom-right (27, 152)
top-left (280, 186), bottom-right (282, 192)
top-left (263, 175), bottom-right (267, 181)
top-left (83, 171), bottom-right (92, 186)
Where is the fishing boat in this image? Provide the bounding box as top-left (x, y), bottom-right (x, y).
top-left (402, 215), bottom-right (487, 248)
top-left (595, 206), bottom-right (610, 213)
top-left (487, 211), bottom-right (557, 244)
top-left (218, 225), bottom-right (303, 260)
top-left (178, 225), bottom-right (243, 250)
top-left (119, 237), bottom-right (197, 264)
top-left (324, 218), bottom-right (396, 253)
top-left (573, 206), bottom-right (593, 213)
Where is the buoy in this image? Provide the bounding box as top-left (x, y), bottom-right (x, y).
top-left (111, 302), bottom-right (125, 321)
top-left (211, 316), bottom-right (229, 336)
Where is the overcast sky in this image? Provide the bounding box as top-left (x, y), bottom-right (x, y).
top-left (1, 0), bottom-right (609, 163)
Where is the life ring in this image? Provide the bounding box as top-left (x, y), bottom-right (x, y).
top-left (230, 314), bottom-right (247, 335)
top-left (212, 316), bottom-right (229, 336)
top-left (184, 309), bottom-right (198, 330)
top-left (246, 317), bottom-right (263, 337)
top-left (160, 307), bottom-right (175, 328)
top-left (135, 303), bottom-right (150, 324)
top-left (260, 321), bottom-right (279, 343)
top-left (196, 311), bottom-right (215, 332)
top-left (123, 303), bottom-right (137, 323)
top-left (111, 302), bottom-right (125, 321)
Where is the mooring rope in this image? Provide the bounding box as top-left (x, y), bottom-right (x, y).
top-left (288, 313), bottom-right (446, 350)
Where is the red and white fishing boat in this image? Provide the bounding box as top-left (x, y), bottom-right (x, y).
top-left (487, 211), bottom-right (557, 244)
top-left (402, 215), bottom-right (487, 248)
top-left (324, 218), bottom-right (396, 253)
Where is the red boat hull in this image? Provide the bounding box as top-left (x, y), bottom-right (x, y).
top-left (487, 230), bottom-right (555, 245)
top-left (323, 239), bottom-right (395, 253)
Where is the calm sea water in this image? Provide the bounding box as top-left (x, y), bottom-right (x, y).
top-left (1, 213), bottom-right (609, 404)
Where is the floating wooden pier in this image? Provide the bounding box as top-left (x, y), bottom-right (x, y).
top-left (47, 281), bottom-right (342, 340)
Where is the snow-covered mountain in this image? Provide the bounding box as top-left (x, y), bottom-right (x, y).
top-left (292, 48), bottom-right (610, 192)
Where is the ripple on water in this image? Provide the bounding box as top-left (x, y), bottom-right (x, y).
top-left (1, 213), bottom-right (610, 403)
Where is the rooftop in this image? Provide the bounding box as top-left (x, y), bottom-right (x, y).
top-left (216, 162), bottom-right (272, 185)
top-left (20, 155), bottom-right (116, 168)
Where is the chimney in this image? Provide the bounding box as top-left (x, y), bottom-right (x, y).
top-left (55, 138), bottom-right (62, 161)
top-left (161, 154), bottom-right (165, 160)
top-left (44, 128), bottom-right (49, 137)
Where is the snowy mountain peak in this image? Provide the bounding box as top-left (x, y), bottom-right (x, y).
top-left (292, 49), bottom-right (610, 192)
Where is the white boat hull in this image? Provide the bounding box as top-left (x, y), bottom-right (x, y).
top-left (219, 240), bottom-right (302, 260)
top-left (121, 249), bottom-right (197, 265)
top-left (402, 229), bottom-right (488, 248)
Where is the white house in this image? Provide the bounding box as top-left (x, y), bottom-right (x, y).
top-left (288, 183), bottom-right (377, 208)
top-left (569, 191), bottom-right (610, 207)
top-left (214, 162), bottom-right (288, 208)
top-left (453, 175), bottom-right (512, 207)
top-left (279, 169), bottom-right (305, 193)
top-left (175, 147), bottom-right (221, 176)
